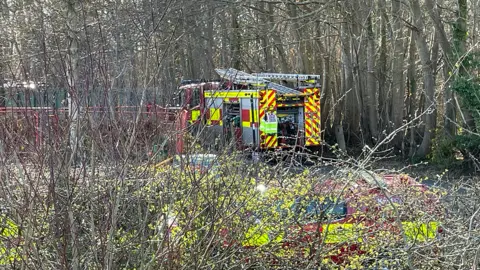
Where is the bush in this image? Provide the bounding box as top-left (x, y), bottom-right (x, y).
top-left (430, 137), bottom-right (461, 169)
top-left (431, 134), bottom-right (480, 170)
top-left (455, 134), bottom-right (480, 157)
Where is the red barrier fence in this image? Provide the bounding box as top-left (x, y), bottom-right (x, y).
top-left (0, 104), bottom-right (187, 157)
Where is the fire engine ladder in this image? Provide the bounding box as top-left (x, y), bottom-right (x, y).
top-left (215, 68), bottom-right (303, 95)
top-left (251, 72), bottom-right (321, 83)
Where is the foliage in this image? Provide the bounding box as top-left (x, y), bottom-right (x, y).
top-left (431, 132), bottom-right (480, 169)
top-left (454, 134), bottom-right (480, 164)
top-left (132, 160), bottom-right (447, 269)
top-left (430, 136), bottom-right (463, 168)
top-left (0, 149), bottom-right (459, 269)
top-left (452, 76), bottom-right (480, 128)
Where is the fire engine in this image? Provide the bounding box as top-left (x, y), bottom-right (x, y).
top-left (1, 68), bottom-right (322, 158)
top-left (175, 68), bottom-right (322, 153)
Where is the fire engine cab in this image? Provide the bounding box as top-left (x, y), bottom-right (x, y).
top-left (176, 68), bottom-right (322, 152)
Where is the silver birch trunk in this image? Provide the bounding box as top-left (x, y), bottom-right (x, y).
top-left (366, 13), bottom-right (379, 140)
top-left (65, 0), bottom-right (80, 269)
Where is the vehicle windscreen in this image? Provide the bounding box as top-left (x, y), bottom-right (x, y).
top-left (173, 155), bottom-right (218, 172)
top-left (275, 197), bottom-right (347, 222)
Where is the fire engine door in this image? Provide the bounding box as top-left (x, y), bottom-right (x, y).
top-left (259, 89), bottom-right (278, 149)
top-left (223, 103), bottom-right (241, 147)
top-left (189, 88), bottom-right (201, 123)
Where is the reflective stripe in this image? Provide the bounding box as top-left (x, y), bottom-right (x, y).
top-left (210, 108), bottom-right (221, 121)
top-left (264, 135), bottom-right (277, 148)
top-left (277, 103), bottom-right (303, 107)
top-left (204, 91), bottom-right (258, 98)
top-left (242, 224), bottom-right (270, 246)
top-left (303, 88), bottom-right (321, 146)
top-left (259, 89), bottom-right (278, 149)
top-left (322, 223), bottom-right (356, 244)
top-left (191, 110), bottom-right (200, 121)
top-left (259, 90), bottom-right (277, 135)
top-left (402, 221), bottom-right (438, 241)
top-left (240, 220), bottom-right (439, 249)
top-left (207, 108), bottom-right (222, 125)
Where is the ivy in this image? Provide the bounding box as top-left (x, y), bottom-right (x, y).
top-left (455, 134), bottom-right (480, 156)
top-left (452, 77), bottom-right (480, 129)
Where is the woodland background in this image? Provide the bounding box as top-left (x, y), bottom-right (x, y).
top-left (1, 1), bottom-right (480, 269)
top-left (2, 0), bottom-right (480, 166)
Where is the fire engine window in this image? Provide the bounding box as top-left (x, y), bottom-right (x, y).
top-left (320, 198), bottom-right (347, 220)
top-left (223, 103), bottom-right (240, 128)
top-left (291, 197), bottom-right (347, 221)
top-left (291, 197), bottom-right (320, 218)
top-left (277, 107), bottom-right (300, 146)
top-left (191, 88), bottom-right (200, 107)
top-left (275, 200), bottom-right (289, 218)
top-left (176, 89), bottom-right (184, 106)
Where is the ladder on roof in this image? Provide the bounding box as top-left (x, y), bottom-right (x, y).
top-left (214, 68), bottom-right (303, 95)
top-left (215, 68), bottom-right (266, 85)
top-left (252, 72), bottom-right (320, 82)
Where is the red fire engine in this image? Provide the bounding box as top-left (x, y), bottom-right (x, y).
top-left (175, 68), bottom-right (322, 153)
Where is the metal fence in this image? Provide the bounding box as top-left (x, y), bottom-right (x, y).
top-left (0, 87), bottom-right (176, 108)
top-left (0, 86), bottom-right (184, 161)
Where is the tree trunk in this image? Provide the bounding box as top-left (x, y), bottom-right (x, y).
top-left (335, 67), bottom-right (347, 152)
top-left (319, 45), bottom-right (330, 138)
top-left (340, 9), bottom-right (359, 140)
top-left (424, 0), bottom-right (457, 136)
top-left (430, 31), bottom-right (440, 131)
top-left (378, 0), bottom-right (389, 134)
top-left (391, 0), bottom-right (405, 146)
top-left (64, 0), bottom-right (81, 269)
top-left (268, 3), bottom-right (289, 73)
top-left (454, 0), bottom-right (476, 131)
top-left (257, 2), bottom-right (273, 71)
top-left (230, 5), bottom-right (241, 70)
top-left (287, 3), bottom-right (308, 73)
top-left (366, 13), bottom-right (379, 141)
top-left (410, 0), bottom-right (436, 158)
top-left (315, 23), bottom-right (332, 140)
top-left (205, 6), bottom-right (216, 79)
top-left (220, 14), bottom-right (229, 68)
top-left (0, 40), bottom-right (4, 108)
top-left (407, 31), bottom-right (418, 157)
